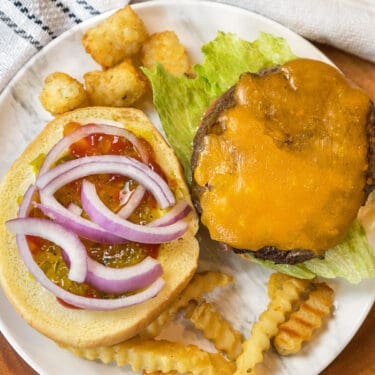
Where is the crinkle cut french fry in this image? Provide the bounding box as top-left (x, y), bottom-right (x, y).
top-left (185, 299), bottom-right (243, 360)
top-left (140, 271), bottom-right (233, 338)
top-left (273, 282), bottom-right (334, 355)
top-left (64, 337), bottom-right (235, 375)
top-left (142, 371), bottom-right (177, 375)
top-left (234, 276), bottom-right (311, 375)
top-left (267, 273), bottom-right (292, 300)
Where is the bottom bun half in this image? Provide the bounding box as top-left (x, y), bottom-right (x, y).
top-left (0, 107), bottom-right (199, 348)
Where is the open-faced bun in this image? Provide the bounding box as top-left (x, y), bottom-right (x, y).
top-left (0, 107), bottom-right (199, 348)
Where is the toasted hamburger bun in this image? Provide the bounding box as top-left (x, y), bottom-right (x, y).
top-left (0, 107), bottom-right (199, 348)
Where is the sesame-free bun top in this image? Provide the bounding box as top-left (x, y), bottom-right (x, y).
top-left (0, 107), bottom-right (199, 348)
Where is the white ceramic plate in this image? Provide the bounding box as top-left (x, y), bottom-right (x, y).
top-left (0, 1), bottom-right (374, 374)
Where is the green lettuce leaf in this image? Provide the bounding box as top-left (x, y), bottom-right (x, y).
top-left (142, 64), bottom-right (212, 182)
top-left (144, 31), bottom-right (375, 283)
top-left (249, 220), bottom-right (375, 284)
top-left (142, 32), bottom-right (295, 182)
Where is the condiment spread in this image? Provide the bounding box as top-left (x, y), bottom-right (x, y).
top-left (28, 123), bottom-right (161, 299)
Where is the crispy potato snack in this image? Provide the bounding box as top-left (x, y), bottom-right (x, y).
top-left (84, 60), bottom-right (148, 107)
top-left (82, 5), bottom-right (148, 68)
top-left (185, 299), bottom-right (243, 360)
top-left (273, 282), bottom-right (334, 355)
top-left (65, 337), bottom-right (235, 375)
top-left (235, 276), bottom-right (310, 375)
top-left (140, 271), bottom-right (233, 338)
top-left (141, 31), bottom-right (191, 77)
top-left (267, 273), bottom-right (292, 300)
top-left (39, 72), bottom-right (88, 115)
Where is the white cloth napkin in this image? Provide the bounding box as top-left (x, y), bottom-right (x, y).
top-left (0, 0), bottom-right (127, 91)
top-left (216, 0), bottom-right (375, 62)
top-left (0, 0), bottom-right (374, 92)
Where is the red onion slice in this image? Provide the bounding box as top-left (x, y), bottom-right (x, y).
top-left (34, 202), bottom-right (126, 243)
top-left (11, 185), bottom-right (165, 310)
top-left (37, 155), bottom-right (107, 189)
top-left (118, 185), bottom-right (146, 219)
top-left (81, 180), bottom-right (188, 244)
top-left (18, 184), bottom-right (36, 217)
top-left (148, 200), bottom-right (192, 227)
top-left (39, 157), bottom-right (173, 208)
top-left (86, 256), bottom-right (162, 294)
top-left (37, 154), bottom-right (174, 208)
top-left (67, 202), bottom-right (82, 216)
top-left (38, 161), bottom-right (175, 242)
top-left (37, 155), bottom-right (156, 190)
top-left (16, 230), bottom-right (164, 309)
top-left (39, 123), bottom-right (149, 175)
top-left (6, 218), bottom-right (87, 283)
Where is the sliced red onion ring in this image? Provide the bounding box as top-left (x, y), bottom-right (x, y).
top-left (39, 157), bottom-right (174, 208)
top-left (37, 155), bottom-right (174, 207)
top-left (11, 185), bottom-right (165, 310)
top-left (6, 217), bottom-right (87, 283)
top-left (86, 256), bottom-right (162, 294)
top-left (118, 185), bottom-right (146, 219)
top-left (18, 184), bottom-right (36, 217)
top-left (37, 155), bottom-right (155, 190)
top-left (37, 155), bottom-right (107, 189)
top-left (16, 229), bottom-right (164, 309)
top-left (38, 161), bottom-right (175, 242)
top-left (67, 202), bottom-right (82, 216)
top-left (34, 202), bottom-right (126, 243)
top-left (148, 200), bottom-right (192, 227)
top-left (81, 180), bottom-right (188, 244)
top-left (39, 123), bottom-right (149, 175)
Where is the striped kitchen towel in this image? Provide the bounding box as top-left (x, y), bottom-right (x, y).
top-left (0, 0), bottom-right (374, 92)
top-left (0, 0), bottom-right (127, 92)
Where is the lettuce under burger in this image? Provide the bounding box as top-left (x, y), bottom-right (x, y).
top-left (143, 32), bottom-right (375, 284)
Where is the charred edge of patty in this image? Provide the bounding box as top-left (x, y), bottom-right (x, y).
top-left (191, 69), bottom-right (375, 264)
top-left (234, 247), bottom-right (317, 264)
top-left (191, 84), bottom-right (236, 214)
top-left (365, 100), bottom-right (375, 199)
top-left (218, 242), bottom-right (316, 264)
top-left (191, 68), bottom-right (281, 214)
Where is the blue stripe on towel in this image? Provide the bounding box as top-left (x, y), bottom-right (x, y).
top-left (11, 0), bottom-right (57, 38)
top-left (0, 9), bottom-right (42, 50)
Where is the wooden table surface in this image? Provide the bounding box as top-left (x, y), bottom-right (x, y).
top-left (0, 44), bottom-right (374, 375)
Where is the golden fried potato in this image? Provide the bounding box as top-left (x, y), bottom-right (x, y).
top-left (140, 271), bottom-right (233, 338)
top-left (82, 5), bottom-right (148, 69)
top-left (141, 31), bottom-right (191, 77)
top-left (65, 337), bottom-right (235, 375)
top-left (273, 282), bottom-right (334, 355)
top-left (267, 273), bottom-right (293, 300)
top-left (185, 299), bottom-right (244, 360)
top-left (235, 276), bottom-right (311, 375)
top-left (84, 60), bottom-right (148, 107)
top-left (39, 72), bottom-right (88, 115)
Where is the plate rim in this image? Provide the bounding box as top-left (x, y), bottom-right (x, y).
top-left (0, 0), bottom-right (334, 103)
top-left (0, 1), bottom-right (373, 375)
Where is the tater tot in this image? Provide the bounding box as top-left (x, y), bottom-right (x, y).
top-left (84, 60), bottom-right (148, 107)
top-left (82, 5), bottom-right (148, 69)
top-left (39, 72), bottom-right (88, 115)
top-left (141, 31), bottom-right (191, 77)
